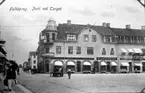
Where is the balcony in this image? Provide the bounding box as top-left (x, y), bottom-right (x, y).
top-left (43, 39), bottom-right (54, 45)
top-left (41, 52), bottom-right (54, 57)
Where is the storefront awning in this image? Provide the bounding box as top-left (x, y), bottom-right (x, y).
top-left (121, 62), bottom-right (129, 66)
top-left (111, 62), bottom-right (117, 66)
top-left (83, 62), bottom-right (91, 66)
top-left (101, 62), bottom-right (107, 66)
top-left (133, 48), bottom-right (142, 54)
top-left (128, 49), bottom-right (134, 53)
top-left (67, 61), bottom-right (75, 65)
top-left (54, 61), bottom-right (63, 66)
top-left (134, 63), bottom-right (142, 67)
top-left (121, 48), bottom-right (128, 53)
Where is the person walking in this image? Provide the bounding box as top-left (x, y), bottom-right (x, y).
top-left (67, 69), bottom-right (71, 79)
top-left (3, 62), bottom-right (15, 92)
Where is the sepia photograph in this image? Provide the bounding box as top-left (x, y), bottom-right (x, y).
top-left (0, 0), bottom-right (145, 93)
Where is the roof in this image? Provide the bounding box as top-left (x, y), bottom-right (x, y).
top-left (29, 51), bottom-right (37, 56)
top-left (57, 23), bottom-right (145, 40)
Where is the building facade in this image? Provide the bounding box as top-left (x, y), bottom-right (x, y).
top-left (28, 51), bottom-right (38, 70)
top-left (36, 18), bottom-right (145, 73)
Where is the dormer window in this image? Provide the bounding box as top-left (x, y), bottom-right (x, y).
top-left (67, 34), bottom-right (76, 41)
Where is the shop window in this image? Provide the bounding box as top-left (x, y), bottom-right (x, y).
top-left (76, 46), bottom-right (81, 54)
top-left (56, 46), bottom-right (61, 54)
top-left (84, 34), bottom-right (89, 42)
top-left (102, 48), bottom-right (106, 55)
top-left (110, 48), bottom-right (114, 55)
top-left (92, 35), bottom-right (96, 42)
top-left (68, 46), bottom-right (73, 54)
top-left (87, 47), bottom-right (94, 55)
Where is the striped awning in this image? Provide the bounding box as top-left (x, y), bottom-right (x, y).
top-left (67, 61), bottom-right (75, 65)
top-left (133, 48), bottom-right (142, 53)
top-left (121, 48), bottom-right (127, 53)
top-left (54, 61), bottom-right (63, 66)
top-left (111, 62), bottom-right (117, 66)
top-left (101, 62), bottom-right (107, 66)
top-left (121, 62), bottom-right (129, 66)
top-left (134, 63), bottom-right (142, 67)
top-left (127, 49), bottom-right (134, 53)
top-left (83, 62), bottom-right (91, 66)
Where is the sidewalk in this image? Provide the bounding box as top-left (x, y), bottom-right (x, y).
top-left (0, 73), bottom-right (30, 93)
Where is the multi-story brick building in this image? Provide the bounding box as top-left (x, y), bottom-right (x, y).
top-left (36, 18), bottom-right (145, 73)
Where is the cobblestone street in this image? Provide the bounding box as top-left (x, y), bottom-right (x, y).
top-left (17, 71), bottom-right (145, 93)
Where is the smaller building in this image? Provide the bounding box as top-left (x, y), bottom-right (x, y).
top-left (28, 51), bottom-right (38, 70)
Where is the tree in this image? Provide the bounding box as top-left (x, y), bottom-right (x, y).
top-left (0, 0), bottom-right (6, 6)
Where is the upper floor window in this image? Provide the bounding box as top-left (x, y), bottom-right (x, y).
top-left (103, 36), bottom-right (107, 42)
top-left (46, 34), bottom-right (50, 42)
top-left (92, 35), bottom-right (96, 42)
top-left (34, 60), bottom-right (36, 64)
top-left (87, 47), bottom-right (94, 55)
top-left (68, 46), bottom-right (73, 54)
top-left (45, 48), bottom-right (49, 53)
top-left (102, 48), bottom-right (106, 55)
top-left (52, 33), bottom-right (55, 40)
top-left (76, 46), bottom-right (81, 54)
top-left (67, 34), bottom-right (76, 41)
top-left (110, 48), bottom-right (114, 55)
top-left (84, 34), bottom-right (89, 42)
top-left (56, 46), bottom-right (61, 54)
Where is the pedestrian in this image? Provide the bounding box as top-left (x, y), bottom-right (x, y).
top-left (9, 60), bottom-right (20, 84)
top-left (3, 62), bottom-right (15, 92)
top-left (67, 69), bottom-right (71, 79)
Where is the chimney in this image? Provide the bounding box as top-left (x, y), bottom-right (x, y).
top-left (141, 26), bottom-right (145, 31)
top-left (102, 22), bottom-right (107, 27)
top-left (106, 23), bottom-right (110, 28)
top-left (126, 24), bottom-right (131, 29)
top-left (67, 20), bottom-right (71, 25)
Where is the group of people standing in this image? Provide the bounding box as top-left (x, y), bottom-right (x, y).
top-left (2, 60), bottom-right (20, 92)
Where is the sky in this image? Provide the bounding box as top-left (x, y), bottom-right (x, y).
top-left (0, 0), bottom-right (145, 65)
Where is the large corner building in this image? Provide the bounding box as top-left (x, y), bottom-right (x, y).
top-left (36, 18), bottom-right (145, 73)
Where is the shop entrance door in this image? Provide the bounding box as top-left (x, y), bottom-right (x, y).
top-left (77, 61), bottom-right (81, 72)
top-left (107, 62), bottom-right (111, 72)
top-left (129, 62), bottom-right (132, 72)
top-left (94, 61), bottom-right (99, 72)
top-left (142, 62), bottom-right (145, 72)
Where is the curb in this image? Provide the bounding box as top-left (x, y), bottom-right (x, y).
top-left (16, 84), bottom-right (33, 93)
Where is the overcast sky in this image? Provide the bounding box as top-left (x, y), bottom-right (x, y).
top-left (0, 0), bottom-right (145, 64)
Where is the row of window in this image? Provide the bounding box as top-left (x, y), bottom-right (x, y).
top-left (67, 34), bottom-right (97, 42)
top-left (55, 46), bottom-right (115, 55)
top-left (103, 36), bottom-right (145, 43)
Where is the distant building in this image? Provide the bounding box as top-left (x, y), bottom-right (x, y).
top-left (28, 51), bottom-right (37, 70)
top-left (36, 18), bottom-right (145, 73)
